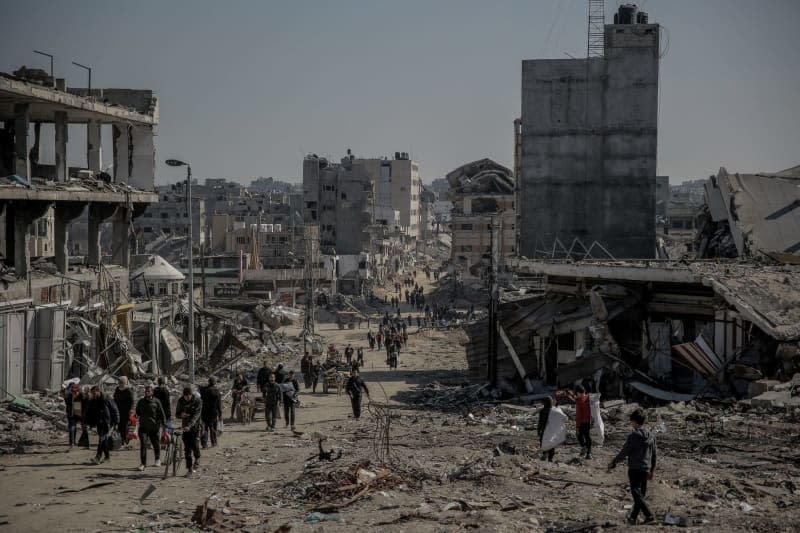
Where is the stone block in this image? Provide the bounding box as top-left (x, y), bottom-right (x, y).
top-left (751, 391), bottom-right (791, 409)
top-left (748, 380), bottom-right (780, 398)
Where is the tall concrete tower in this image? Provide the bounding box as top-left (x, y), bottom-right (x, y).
top-left (518, 6), bottom-right (659, 259)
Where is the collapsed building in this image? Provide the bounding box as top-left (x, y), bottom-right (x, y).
top-left (466, 258), bottom-right (800, 404)
top-left (696, 165), bottom-right (800, 262)
top-left (447, 158), bottom-right (516, 277)
top-left (0, 68), bottom-right (160, 398)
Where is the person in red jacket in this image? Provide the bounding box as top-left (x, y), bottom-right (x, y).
top-left (574, 385), bottom-right (592, 459)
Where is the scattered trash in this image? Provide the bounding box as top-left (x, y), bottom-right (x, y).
top-left (304, 512), bottom-right (344, 524)
top-left (139, 484), bottom-right (157, 503)
top-left (739, 502), bottom-right (754, 513)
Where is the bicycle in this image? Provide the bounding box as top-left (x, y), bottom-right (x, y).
top-left (163, 429), bottom-right (183, 478)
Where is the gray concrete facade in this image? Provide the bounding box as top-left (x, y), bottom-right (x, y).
top-left (303, 155), bottom-right (372, 255)
top-left (519, 23), bottom-right (660, 259)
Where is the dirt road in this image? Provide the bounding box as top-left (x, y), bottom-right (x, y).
top-left (2, 273), bottom-right (799, 531)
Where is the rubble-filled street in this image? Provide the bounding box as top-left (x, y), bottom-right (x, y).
top-left (3, 2), bottom-right (800, 532)
top-left (2, 289), bottom-right (800, 532)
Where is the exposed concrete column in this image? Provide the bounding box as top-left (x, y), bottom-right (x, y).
top-left (54, 111), bottom-right (69, 181)
top-left (10, 201), bottom-right (50, 278)
top-left (53, 204), bottom-right (86, 274)
top-left (13, 104), bottom-right (30, 179)
top-left (111, 206), bottom-right (131, 268)
top-left (88, 204), bottom-right (118, 266)
top-left (87, 120), bottom-right (102, 172)
top-left (112, 123), bottom-right (131, 184)
top-left (130, 125), bottom-right (155, 190)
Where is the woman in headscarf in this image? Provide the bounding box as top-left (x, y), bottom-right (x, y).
top-left (114, 376), bottom-right (135, 445)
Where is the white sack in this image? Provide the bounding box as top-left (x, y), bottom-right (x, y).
top-left (589, 393), bottom-right (605, 446)
top-left (541, 406), bottom-right (567, 451)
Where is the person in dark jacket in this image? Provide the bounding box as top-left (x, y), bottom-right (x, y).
top-left (113, 376), bottom-right (135, 445)
top-left (345, 369), bottom-right (369, 420)
top-left (609, 409), bottom-right (657, 525)
top-left (85, 386), bottom-right (112, 464)
top-left (175, 386), bottom-right (203, 476)
top-left (64, 383), bottom-right (85, 450)
top-left (311, 360), bottom-right (322, 394)
top-left (274, 363), bottom-right (287, 384)
top-left (230, 373), bottom-right (248, 420)
top-left (153, 377), bottom-right (172, 424)
top-left (136, 382), bottom-right (166, 471)
top-left (282, 370), bottom-right (300, 431)
top-left (257, 361), bottom-right (272, 393)
top-left (263, 373), bottom-right (282, 431)
top-left (200, 377), bottom-right (222, 447)
top-left (300, 354), bottom-right (312, 388)
top-left (537, 397), bottom-right (556, 462)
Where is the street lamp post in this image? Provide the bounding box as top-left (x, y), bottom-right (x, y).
top-left (166, 159), bottom-right (195, 383)
top-left (33, 50), bottom-right (54, 87)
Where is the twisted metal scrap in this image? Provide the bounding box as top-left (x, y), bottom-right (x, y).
top-left (367, 382), bottom-right (393, 462)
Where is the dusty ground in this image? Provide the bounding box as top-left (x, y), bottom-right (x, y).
top-left (2, 273), bottom-right (800, 532)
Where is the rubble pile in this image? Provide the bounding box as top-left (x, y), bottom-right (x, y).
top-left (280, 462), bottom-right (413, 511)
top-left (0, 395), bottom-right (69, 452)
top-left (395, 382), bottom-right (488, 412)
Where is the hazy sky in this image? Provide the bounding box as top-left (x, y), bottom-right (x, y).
top-left (2, 0), bottom-right (798, 185)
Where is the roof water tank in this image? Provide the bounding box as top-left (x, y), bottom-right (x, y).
top-left (617, 4), bottom-right (637, 24)
top-left (265, 224), bottom-right (274, 233)
top-left (259, 224), bottom-right (269, 232)
top-left (274, 224), bottom-right (282, 232)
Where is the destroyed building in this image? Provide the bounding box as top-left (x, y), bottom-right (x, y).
top-left (466, 258), bottom-right (800, 404)
top-left (518, 6), bottom-right (659, 259)
top-left (135, 181), bottom-right (207, 249)
top-left (0, 68), bottom-right (158, 397)
top-left (696, 165), bottom-right (800, 262)
top-left (446, 158), bottom-right (516, 275)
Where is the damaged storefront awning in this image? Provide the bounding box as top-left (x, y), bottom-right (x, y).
top-left (672, 334), bottom-right (722, 378)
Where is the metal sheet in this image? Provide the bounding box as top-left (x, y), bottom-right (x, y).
top-left (671, 334), bottom-right (721, 378)
top-left (629, 381), bottom-right (696, 402)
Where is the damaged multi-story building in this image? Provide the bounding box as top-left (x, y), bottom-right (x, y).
top-left (0, 67), bottom-right (158, 397)
top-left (447, 158), bottom-right (516, 275)
top-left (518, 5), bottom-right (659, 259)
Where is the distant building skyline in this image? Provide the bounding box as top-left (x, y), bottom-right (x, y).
top-left (2, 0), bottom-right (798, 186)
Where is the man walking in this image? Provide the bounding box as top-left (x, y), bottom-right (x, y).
top-left (113, 376), bottom-right (135, 446)
top-left (263, 373), bottom-right (282, 431)
top-left (609, 409), bottom-right (657, 525)
top-left (175, 386), bottom-right (202, 477)
top-left (200, 377), bottom-right (222, 448)
top-left (257, 360), bottom-right (272, 393)
top-left (283, 370), bottom-right (300, 431)
top-left (85, 386), bottom-right (112, 464)
top-left (311, 360), bottom-right (322, 394)
top-left (136, 383), bottom-right (166, 471)
top-left (345, 369), bottom-right (370, 420)
top-left (154, 377), bottom-right (172, 426)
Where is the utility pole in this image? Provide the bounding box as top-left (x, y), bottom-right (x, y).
top-left (487, 215), bottom-right (500, 388)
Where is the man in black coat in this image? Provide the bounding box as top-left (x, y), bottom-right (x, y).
top-left (85, 386), bottom-right (112, 464)
top-left (263, 373), bottom-right (282, 431)
top-left (113, 376), bottom-right (135, 444)
top-left (345, 369), bottom-right (370, 420)
top-left (154, 377), bottom-right (172, 424)
top-left (200, 377), bottom-right (222, 448)
top-left (256, 361), bottom-right (272, 393)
